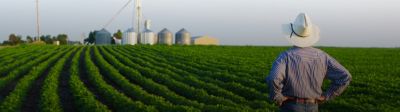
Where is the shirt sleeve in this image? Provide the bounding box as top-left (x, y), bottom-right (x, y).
top-left (324, 54), bottom-right (352, 101)
top-left (266, 52), bottom-right (287, 103)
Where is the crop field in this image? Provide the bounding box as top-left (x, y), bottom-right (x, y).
top-left (0, 45), bottom-right (399, 112)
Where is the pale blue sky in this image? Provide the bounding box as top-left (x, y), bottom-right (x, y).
top-left (0, 0), bottom-right (399, 47)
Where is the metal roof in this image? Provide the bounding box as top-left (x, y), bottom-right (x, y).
top-left (125, 28), bottom-right (135, 32)
top-left (176, 28), bottom-right (189, 34)
top-left (98, 28), bottom-right (111, 34)
top-left (159, 28), bottom-right (172, 34)
top-left (144, 29), bottom-right (153, 33)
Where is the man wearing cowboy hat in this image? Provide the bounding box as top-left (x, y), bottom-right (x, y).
top-left (266, 13), bottom-right (352, 112)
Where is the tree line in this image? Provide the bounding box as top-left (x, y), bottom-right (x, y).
top-left (2, 33), bottom-right (69, 45)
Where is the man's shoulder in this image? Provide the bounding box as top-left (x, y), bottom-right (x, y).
top-left (311, 48), bottom-right (330, 56)
top-left (285, 47), bottom-right (328, 56)
top-left (309, 47), bottom-right (326, 53)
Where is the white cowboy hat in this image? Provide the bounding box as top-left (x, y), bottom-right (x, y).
top-left (282, 13), bottom-right (320, 47)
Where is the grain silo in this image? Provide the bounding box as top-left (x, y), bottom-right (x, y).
top-left (175, 28), bottom-right (191, 45)
top-left (191, 35), bottom-right (219, 45)
top-left (122, 28), bottom-right (137, 45)
top-left (140, 20), bottom-right (156, 45)
top-left (158, 28), bottom-right (173, 45)
top-left (95, 28), bottom-right (112, 45)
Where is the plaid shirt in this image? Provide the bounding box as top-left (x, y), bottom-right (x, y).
top-left (266, 47), bottom-right (352, 103)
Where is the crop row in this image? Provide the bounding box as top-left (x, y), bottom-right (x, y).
top-left (106, 47), bottom-right (251, 106)
top-left (93, 46), bottom-right (201, 111)
top-left (125, 47), bottom-right (269, 101)
top-left (0, 47), bottom-right (73, 111)
top-left (0, 47), bottom-right (57, 77)
top-left (39, 47), bottom-right (79, 112)
top-left (145, 46), bottom-right (268, 92)
top-left (68, 47), bottom-right (110, 112)
top-left (0, 45), bottom-right (277, 111)
top-left (100, 46), bottom-right (249, 111)
top-left (82, 46), bottom-right (157, 112)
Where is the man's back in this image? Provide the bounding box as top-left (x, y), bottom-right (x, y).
top-left (280, 47), bottom-right (328, 99)
top-left (267, 47), bottom-right (351, 108)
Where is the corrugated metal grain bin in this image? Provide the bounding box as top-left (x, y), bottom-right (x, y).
top-left (158, 28), bottom-right (173, 45)
top-left (140, 20), bottom-right (156, 45)
top-left (122, 28), bottom-right (137, 45)
top-left (141, 29), bottom-right (156, 45)
top-left (175, 28), bottom-right (191, 45)
top-left (95, 28), bottom-right (112, 45)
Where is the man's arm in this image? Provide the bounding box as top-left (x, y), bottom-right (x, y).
top-left (266, 53), bottom-right (288, 105)
top-left (323, 55), bottom-right (352, 101)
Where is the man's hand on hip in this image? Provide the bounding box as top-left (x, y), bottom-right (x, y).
top-left (317, 96), bottom-right (326, 104)
top-left (278, 96), bottom-right (289, 106)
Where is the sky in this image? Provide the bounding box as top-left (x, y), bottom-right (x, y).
top-left (0, 0), bottom-right (399, 47)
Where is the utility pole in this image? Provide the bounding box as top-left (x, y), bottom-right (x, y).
top-left (81, 33), bottom-right (86, 45)
top-left (36, 0), bottom-right (41, 41)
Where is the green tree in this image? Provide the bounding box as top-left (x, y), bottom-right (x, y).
top-left (7, 34), bottom-right (23, 45)
top-left (111, 38), bottom-right (116, 44)
top-left (9, 34), bottom-right (18, 45)
top-left (56, 34), bottom-right (68, 45)
top-left (40, 35), bottom-right (53, 44)
top-left (113, 29), bottom-right (123, 39)
top-left (111, 29), bottom-right (123, 45)
top-left (26, 36), bottom-right (34, 43)
top-left (2, 41), bottom-right (11, 45)
top-left (84, 31), bottom-right (96, 44)
top-left (52, 36), bottom-right (57, 42)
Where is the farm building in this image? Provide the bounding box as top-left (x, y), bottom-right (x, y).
top-left (140, 20), bottom-right (156, 45)
top-left (122, 28), bottom-right (137, 45)
top-left (175, 28), bottom-right (191, 45)
top-left (53, 41), bottom-right (60, 46)
top-left (141, 30), bottom-right (156, 45)
top-left (158, 28), bottom-right (173, 45)
top-left (114, 38), bottom-right (122, 45)
top-left (95, 29), bottom-right (112, 45)
top-left (191, 36), bottom-right (219, 45)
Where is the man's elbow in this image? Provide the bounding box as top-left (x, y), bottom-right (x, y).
top-left (337, 71), bottom-right (352, 87)
top-left (333, 71), bottom-right (352, 86)
top-left (266, 75), bottom-right (274, 84)
top-left (345, 70), bottom-right (352, 83)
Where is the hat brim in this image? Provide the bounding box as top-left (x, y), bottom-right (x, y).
top-left (282, 24), bottom-right (320, 47)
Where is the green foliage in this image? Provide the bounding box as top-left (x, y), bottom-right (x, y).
top-left (0, 46), bottom-right (61, 89)
top-left (3, 34), bottom-right (24, 45)
top-left (84, 31), bottom-right (96, 44)
top-left (69, 47), bottom-right (111, 112)
top-left (0, 45), bottom-right (398, 112)
top-left (113, 29), bottom-right (123, 39)
top-left (39, 47), bottom-right (78, 112)
top-left (56, 34), bottom-right (68, 45)
top-left (38, 34), bottom-right (68, 45)
top-left (0, 46), bottom-right (73, 111)
top-left (83, 46), bottom-right (157, 112)
top-left (26, 36), bottom-right (34, 43)
top-left (95, 46), bottom-right (200, 112)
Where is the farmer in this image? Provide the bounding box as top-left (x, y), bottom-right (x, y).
top-left (266, 13), bottom-right (352, 112)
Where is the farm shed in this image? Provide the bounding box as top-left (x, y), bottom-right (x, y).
top-left (191, 36), bottom-right (219, 45)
